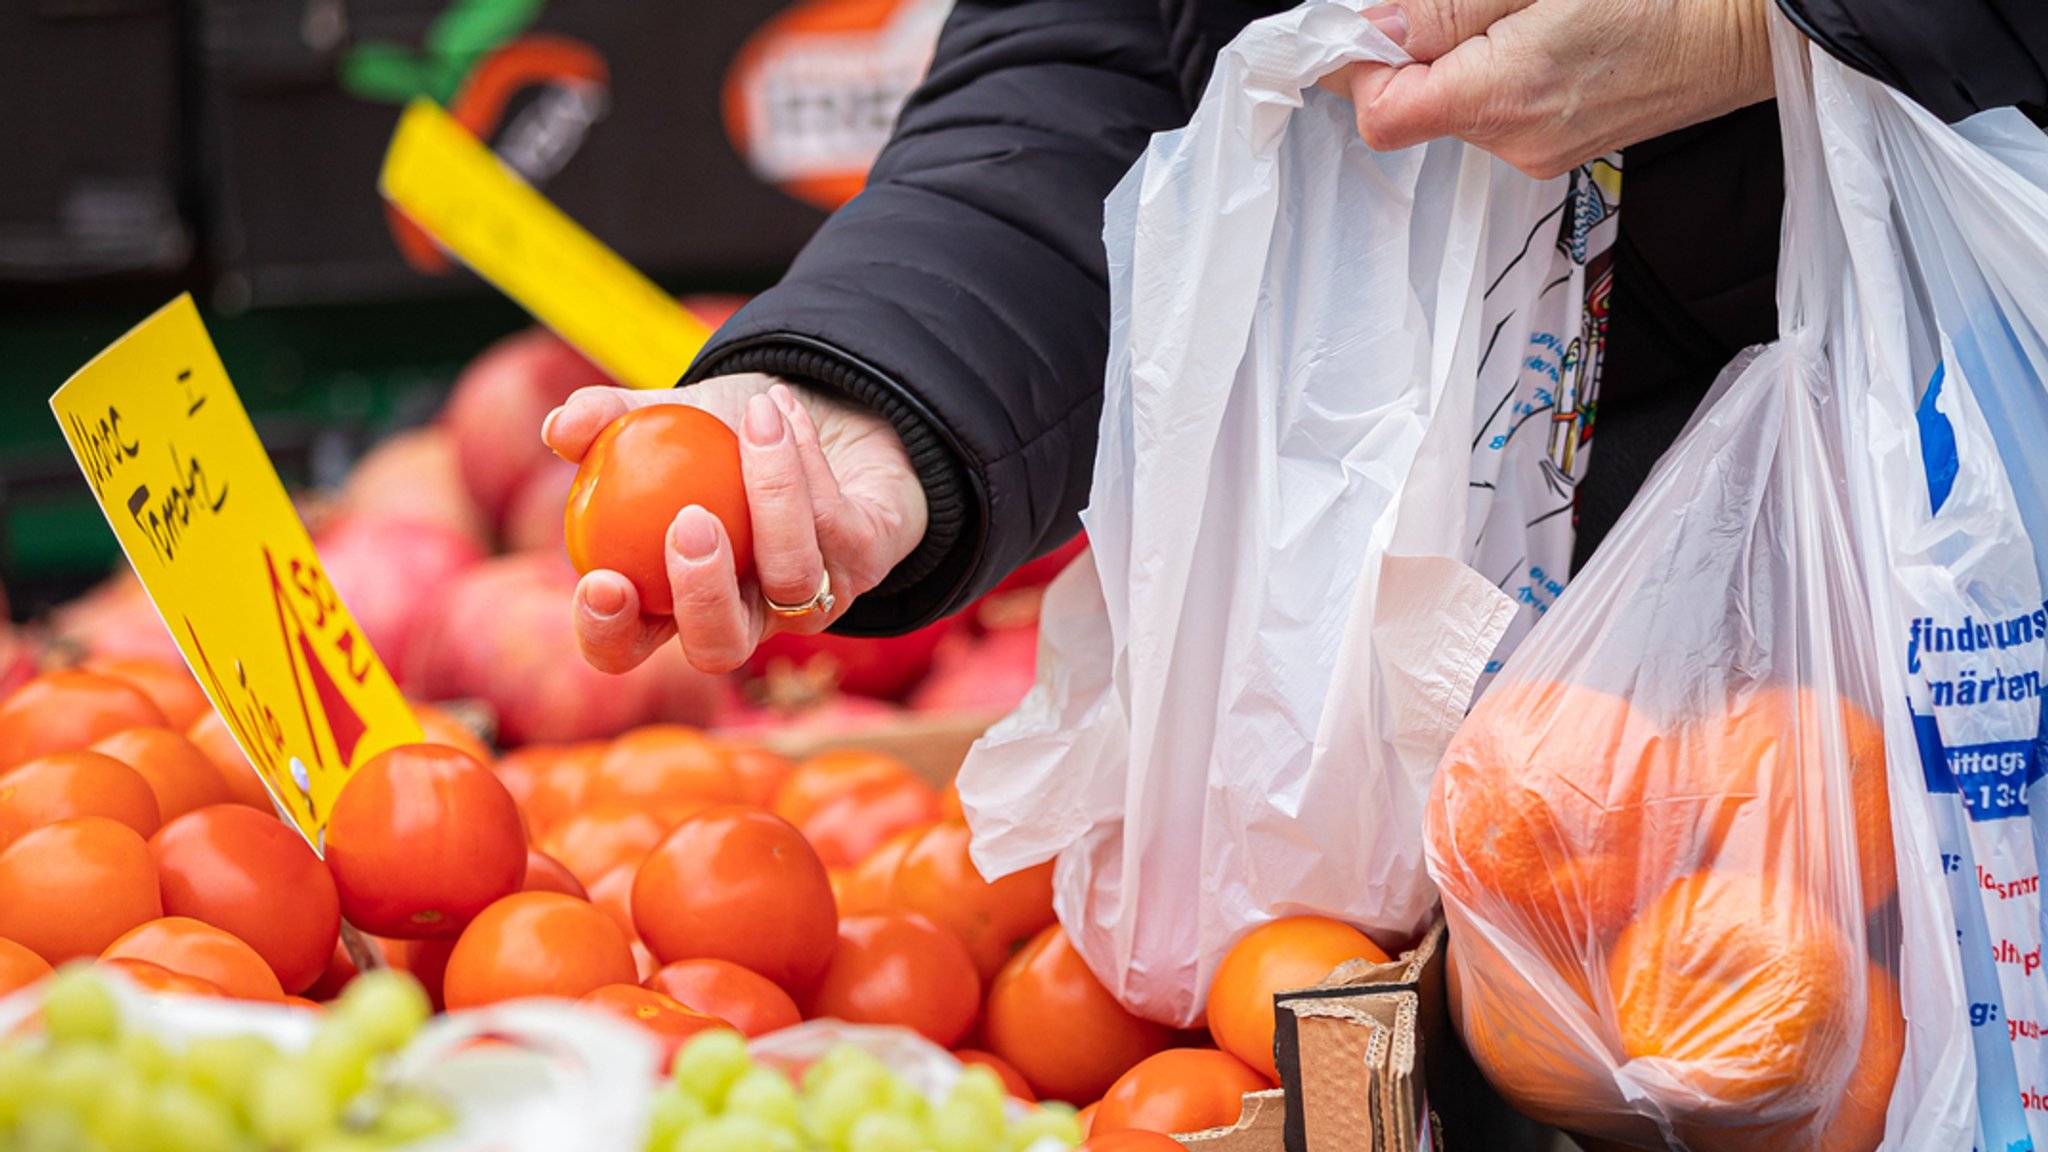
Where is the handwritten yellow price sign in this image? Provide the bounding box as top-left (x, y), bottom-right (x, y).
top-left (48, 295), bottom-right (422, 848)
top-left (379, 98), bottom-right (715, 391)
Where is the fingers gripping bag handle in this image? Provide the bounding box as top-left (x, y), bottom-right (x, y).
top-left (1421, 16), bottom-right (1951, 1150)
top-left (956, 0), bottom-right (1557, 1027)
top-left (1799, 10), bottom-right (2048, 1149)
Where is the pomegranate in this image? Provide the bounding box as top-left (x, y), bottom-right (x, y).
top-left (743, 619), bottom-right (959, 701)
top-left (680, 295), bottom-right (749, 331)
top-left (909, 625), bottom-right (1038, 715)
top-left (502, 456), bottom-right (576, 558)
top-left (988, 533), bottom-right (1088, 598)
top-left (48, 571), bottom-right (180, 666)
top-left (337, 428), bottom-right (491, 548)
top-left (314, 515), bottom-right (486, 681)
top-left (441, 328), bottom-right (607, 526)
top-left (403, 555), bottom-right (723, 745)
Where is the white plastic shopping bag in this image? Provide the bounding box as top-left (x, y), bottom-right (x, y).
top-left (955, 0), bottom-right (1595, 1025)
top-left (1811, 17), bottom-right (2048, 1152)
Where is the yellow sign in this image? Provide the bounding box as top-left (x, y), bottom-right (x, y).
top-left (378, 98), bottom-right (714, 391)
top-left (49, 296), bottom-right (422, 848)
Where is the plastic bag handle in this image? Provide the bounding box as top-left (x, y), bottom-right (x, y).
top-left (1768, 9), bottom-right (1843, 345)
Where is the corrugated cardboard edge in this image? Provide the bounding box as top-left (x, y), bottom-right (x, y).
top-left (1177, 1088), bottom-right (1289, 1151)
top-left (1293, 992), bottom-right (1421, 1151)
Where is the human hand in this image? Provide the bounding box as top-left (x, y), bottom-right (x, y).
top-left (543, 374), bottom-right (928, 675)
top-left (1320, 0), bottom-right (1774, 178)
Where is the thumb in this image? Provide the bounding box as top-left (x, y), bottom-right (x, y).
top-left (1366, 0), bottom-right (1535, 63)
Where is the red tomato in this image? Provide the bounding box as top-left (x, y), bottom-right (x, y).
top-left (90, 728), bottom-right (232, 825)
top-left (98, 957), bottom-right (227, 999)
top-left (1091, 1049), bottom-right (1270, 1135)
top-left (644, 958), bottom-right (802, 1038)
top-left (324, 744), bottom-right (526, 939)
top-left (724, 745), bottom-right (794, 809)
top-left (955, 1049), bottom-right (1037, 1101)
top-left (1079, 1132), bottom-right (1187, 1152)
top-left (183, 711), bottom-right (274, 810)
top-left (771, 750), bottom-right (916, 827)
top-left (101, 917), bottom-right (284, 1002)
top-left (522, 848), bottom-right (590, 900)
top-left (442, 892), bottom-right (637, 1010)
top-left (938, 781), bottom-right (965, 822)
top-left (838, 828), bottom-right (916, 916)
top-left (804, 912), bottom-right (981, 1048)
top-left (587, 864), bottom-right (638, 939)
top-left (304, 939), bottom-right (360, 1001)
top-left (150, 804), bottom-right (341, 995)
top-left (984, 926), bottom-right (1175, 1105)
top-left (0, 750), bottom-right (161, 848)
top-left (284, 996), bottom-right (324, 1013)
top-left (580, 984), bottom-right (731, 1069)
top-left (405, 937), bottom-right (457, 1011)
top-left (795, 775), bottom-right (942, 870)
top-left (84, 658), bottom-right (210, 730)
top-left (565, 405), bottom-right (755, 614)
top-left (590, 726), bottom-right (739, 814)
top-left (0, 671), bottom-right (167, 771)
top-left (0, 936), bottom-right (52, 996)
top-left (491, 744), bottom-right (562, 817)
top-left (0, 817), bottom-right (162, 964)
top-left (632, 806), bottom-right (836, 993)
top-left (540, 804), bottom-right (674, 888)
top-left (869, 819), bottom-right (1057, 981)
top-left (522, 751), bottom-right (601, 839)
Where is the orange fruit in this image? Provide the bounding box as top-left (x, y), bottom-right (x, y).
top-left (0, 817), bottom-right (162, 963)
top-left (1818, 965), bottom-right (1905, 1152)
top-left (1091, 1048), bottom-right (1270, 1135)
top-left (442, 892), bottom-right (637, 1010)
top-left (85, 657), bottom-right (210, 730)
top-left (1205, 916), bottom-right (1388, 1082)
top-left (98, 957), bottom-right (228, 999)
top-left (592, 726), bottom-right (739, 813)
top-left (413, 702), bottom-right (494, 766)
top-left (539, 804), bottom-right (675, 888)
top-left (90, 728), bottom-right (233, 824)
top-left (185, 711), bottom-right (275, 810)
top-left (0, 671), bottom-right (167, 771)
top-left (1609, 870), bottom-right (1855, 1112)
top-left (1690, 686), bottom-right (1894, 917)
top-left (102, 916), bottom-right (285, 1002)
top-left (1428, 681), bottom-right (1690, 947)
top-left (0, 936), bottom-right (53, 996)
top-left (0, 750), bottom-right (161, 848)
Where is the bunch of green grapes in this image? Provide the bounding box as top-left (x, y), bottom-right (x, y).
top-left (0, 965), bottom-right (455, 1152)
top-left (648, 1032), bottom-right (1083, 1152)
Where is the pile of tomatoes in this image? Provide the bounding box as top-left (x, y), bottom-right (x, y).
top-left (0, 660), bottom-right (1394, 1145)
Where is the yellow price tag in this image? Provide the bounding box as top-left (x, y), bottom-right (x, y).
top-left (379, 98), bottom-right (715, 391)
top-left (48, 296), bottom-right (423, 848)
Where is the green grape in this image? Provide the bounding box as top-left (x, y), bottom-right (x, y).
top-left (248, 1059), bottom-right (340, 1146)
top-left (116, 1031), bottom-right (176, 1083)
top-left (951, 1066), bottom-right (1010, 1114)
top-left (296, 1135), bottom-right (386, 1152)
top-left (147, 1083), bottom-right (241, 1152)
top-left (179, 1034), bottom-right (276, 1114)
top-left (43, 1044), bottom-right (121, 1115)
top-left (368, 1091), bottom-right (455, 1143)
top-left (800, 1060), bottom-right (891, 1146)
top-left (301, 1019), bottom-right (379, 1104)
top-left (880, 1073), bottom-right (931, 1126)
top-left (88, 1070), bottom-right (153, 1149)
top-left (847, 1112), bottom-right (926, 1152)
top-left (1007, 1102), bottom-right (1083, 1151)
top-left (11, 1104), bottom-right (91, 1152)
top-left (671, 1030), bottom-right (750, 1109)
top-left (722, 1066), bottom-right (800, 1129)
top-left (41, 966), bottom-right (119, 1045)
top-left (333, 970), bottom-right (431, 1053)
top-left (0, 1045), bottom-right (42, 1125)
top-left (929, 1089), bottom-right (1009, 1152)
top-left (648, 1087), bottom-right (711, 1148)
top-left (672, 1114), bottom-right (799, 1152)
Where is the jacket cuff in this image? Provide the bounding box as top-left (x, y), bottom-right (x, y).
top-left (682, 336), bottom-right (982, 636)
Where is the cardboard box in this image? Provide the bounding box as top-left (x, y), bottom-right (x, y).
top-left (1178, 922), bottom-right (1550, 1152)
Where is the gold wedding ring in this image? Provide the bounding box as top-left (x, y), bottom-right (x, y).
top-left (764, 570), bottom-right (836, 619)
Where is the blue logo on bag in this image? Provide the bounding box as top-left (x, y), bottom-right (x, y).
top-left (1918, 361), bottom-right (1959, 515)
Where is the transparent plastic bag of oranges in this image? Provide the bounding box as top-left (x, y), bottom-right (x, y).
top-left (1424, 28), bottom-right (1932, 1152)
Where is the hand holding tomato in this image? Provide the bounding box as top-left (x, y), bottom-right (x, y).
top-left (545, 374), bottom-right (927, 676)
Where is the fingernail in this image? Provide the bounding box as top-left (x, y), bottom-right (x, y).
top-left (541, 406), bottom-right (563, 445)
top-left (672, 506), bottom-right (720, 562)
top-left (586, 578), bottom-right (627, 619)
top-left (1363, 3), bottom-right (1407, 45)
top-left (769, 383), bottom-right (799, 416)
top-left (744, 393), bottom-right (785, 447)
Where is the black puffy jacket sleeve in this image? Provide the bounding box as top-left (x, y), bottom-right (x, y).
top-left (681, 1), bottom-right (1190, 635)
top-left (1781, 0), bottom-right (2048, 121)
